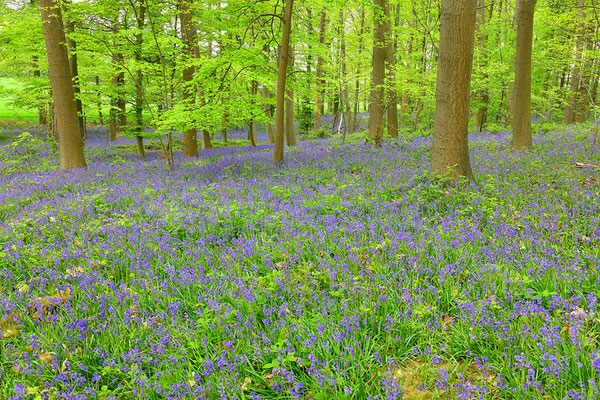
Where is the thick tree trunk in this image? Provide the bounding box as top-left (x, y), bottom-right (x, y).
top-left (274, 0), bottom-right (293, 163)
top-left (313, 10), bottom-right (326, 133)
top-left (430, 0), bottom-right (476, 180)
top-left (180, 0), bottom-right (199, 157)
top-left (40, 0), bottom-right (86, 170)
top-left (368, 0), bottom-right (387, 144)
top-left (511, 0), bottom-right (536, 150)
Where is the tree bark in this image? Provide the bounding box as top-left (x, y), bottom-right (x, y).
top-left (65, 18), bottom-right (85, 138)
top-left (563, 0), bottom-right (585, 125)
top-left (313, 10), bottom-right (326, 133)
top-left (353, 10), bottom-right (366, 129)
top-left (475, 0), bottom-right (489, 131)
top-left (32, 55), bottom-right (48, 126)
top-left (430, 0), bottom-right (476, 180)
top-left (249, 80), bottom-right (259, 146)
top-left (368, 0), bottom-right (387, 144)
top-left (339, 10), bottom-right (352, 136)
top-left (40, 0), bottom-right (86, 170)
top-left (274, 0), bottom-right (293, 163)
top-left (180, 0), bottom-right (199, 157)
top-left (511, 0), bottom-right (536, 150)
top-left (385, 3), bottom-right (398, 138)
top-left (202, 130), bottom-right (212, 148)
top-left (134, 0), bottom-right (146, 158)
top-left (262, 44), bottom-right (275, 143)
top-left (575, 24), bottom-right (595, 123)
top-left (95, 75), bottom-right (103, 125)
top-left (286, 46), bottom-right (296, 146)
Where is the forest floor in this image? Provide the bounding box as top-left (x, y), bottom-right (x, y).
top-left (0, 124), bottom-right (599, 399)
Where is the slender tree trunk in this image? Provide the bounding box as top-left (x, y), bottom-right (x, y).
top-left (413, 0), bottom-right (431, 131)
top-left (65, 18), bottom-right (85, 138)
top-left (368, 0), bottom-right (387, 144)
top-left (563, 0), bottom-right (585, 125)
top-left (134, 0), bottom-right (146, 158)
top-left (313, 10), bottom-right (326, 133)
top-left (385, 4), bottom-right (399, 138)
top-left (249, 80), bottom-right (259, 146)
top-left (430, 0), bottom-right (477, 180)
top-left (40, 0), bottom-right (86, 170)
top-left (339, 10), bottom-right (352, 136)
top-left (353, 10), bottom-right (366, 130)
top-left (95, 75), bottom-right (103, 125)
top-left (32, 55), bottom-right (48, 126)
top-left (180, 0), bottom-right (199, 157)
top-left (475, 0), bottom-right (489, 131)
top-left (262, 44), bottom-right (275, 143)
top-left (576, 25), bottom-right (595, 123)
top-left (203, 130), bottom-right (212, 148)
top-left (109, 21), bottom-right (121, 141)
top-left (286, 46), bottom-right (296, 146)
top-left (511, 0), bottom-right (536, 150)
top-left (274, 0), bottom-right (293, 163)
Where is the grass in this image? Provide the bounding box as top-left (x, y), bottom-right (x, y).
top-left (0, 125), bottom-right (599, 399)
top-left (0, 77), bottom-right (37, 122)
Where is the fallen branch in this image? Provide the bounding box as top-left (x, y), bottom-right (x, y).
top-left (574, 162), bottom-right (600, 169)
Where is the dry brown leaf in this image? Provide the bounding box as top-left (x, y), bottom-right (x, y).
top-left (241, 377), bottom-right (252, 391)
top-left (39, 352), bottom-right (53, 366)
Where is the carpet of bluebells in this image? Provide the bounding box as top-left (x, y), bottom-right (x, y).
top-left (1, 127), bottom-right (600, 400)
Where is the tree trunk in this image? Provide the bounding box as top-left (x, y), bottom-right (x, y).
top-left (313, 10), bottom-right (326, 133)
top-left (180, 0), bottom-right (199, 157)
top-left (430, 0), bottom-right (477, 180)
top-left (95, 75), bottom-right (103, 125)
top-left (401, 3), bottom-right (415, 124)
top-left (65, 18), bottom-right (85, 138)
top-left (262, 44), bottom-right (276, 144)
top-left (353, 10), bottom-right (366, 130)
top-left (511, 0), bottom-right (536, 150)
top-left (368, 0), bottom-right (387, 144)
top-left (475, 0), bottom-right (489, 131)
top-left (203, 130), bottom-right (212, 149)
top-left (339, 10), bottom-right (352, 136)
top-left (274, 0), bottom-right (293, 163)
top-left (40, 0), bottom-right (86, 170)
top-left (385, 3), bottom-right (399, 138)
top-left (133, 1), bottom-right (146, 158)
top-left (286, 46), bottom-right (296, 146)
top-left (563, 0), bottom-right (585, 125)
top-left (249, 80), bottom-right (259, 146)
top-left (32, 55), bottom-right (48, 126)
top-left (413, 0), bottom-right (432, 131)
top-left (575, 25), bottom-right (595, 123)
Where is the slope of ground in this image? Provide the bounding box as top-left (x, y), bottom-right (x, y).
top-left (0, 129), bottom-right (599, 399)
